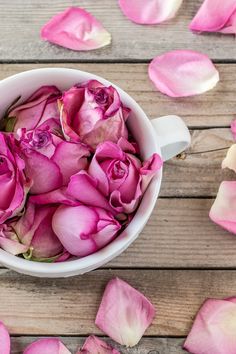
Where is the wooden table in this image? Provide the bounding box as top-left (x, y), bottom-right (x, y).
top-left (1, 1), bottom-right (236, 353)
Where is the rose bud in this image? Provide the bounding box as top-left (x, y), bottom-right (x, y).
top-left (52, 205), bottom-right (121, 257)
top-left (17, 119), bottom-right (90, 194)
top-left (0, 132), bottom-right (30, 223)
top-left (7, 85), bottom-right (62, 132)
top-left (60, 80), bottom-right (130, 149)
top-left (68, 140), bottom-right (162, 214)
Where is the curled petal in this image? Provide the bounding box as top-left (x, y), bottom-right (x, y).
top-left (23, 338), bottom-right (71, 354)
top-left (190, 0), bottom-right (236, 34)
top-left (222, 144), bottom-right (236, 172)
top-left (41, 7), bottom-right (111, 51)
top-left (184, 298), bottom-right (236, 354)
top-left (209, 181), bottom-right (236, 234)
top-left (118, 0), bottom-right (183, 24)
top-left (95, 277), bottom-right (155, 347)
top-left (0, 322), bottom-right (10, 354)
top-left (77, 335), bottom-right (120, 354)
top-left (148, 50), bottom-right (219, 97)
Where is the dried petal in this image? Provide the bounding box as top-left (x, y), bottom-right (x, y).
top-left (41, 7), bottom-right (111, 51)
top-left (118, 0), bottom-right (183, 24)
top-left (148, 50), bottom-right (219, 97)
top-left (95, 277), bottom-right (155, 347)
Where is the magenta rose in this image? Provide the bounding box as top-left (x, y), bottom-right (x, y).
top-left (0, 132), bottom-right (30, 223)
top-left (17, 119), bottom-right (90, 194)
top-left (7, 85), bottom-right (61, 132)
top-left (0, 200), bottom-right (66, 261)
top-left (52, 204), bottom-right (121, 257)
top-left (60, 80), bottom-right (130, 149)
top-left (66, 140), bottom-right (162, 214)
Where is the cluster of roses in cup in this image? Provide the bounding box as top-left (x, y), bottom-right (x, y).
top-left (0, 80), bottom-right (161, 262)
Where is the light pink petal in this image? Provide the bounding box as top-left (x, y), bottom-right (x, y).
top-left (52, 141), bottom-right (90, 184)
top-left (0, 321), bottom-right (10, 354)
top-left (184, 298), bottom-right (236, 354)
top-left (41, 7), bottom-right (111, 51)
top-left (189, 0), bottom-right (236, 33)
top-left (77, 335), bottom-right (120, 354)
top-left (118, 0), bottom-right (183, 24)
top-left (209, 181), bottom-right (236, 234)
top-left (231, 119), bottom-right (236, 140)
top-left (30, 188), bottom-right (79, 206)
top-left (0, 234), bottom-right (28, 255)
top-left (222, 144), bottom-right (236, 173)
top-left (95, 277), bottom-right (155, 347)
top-left (148, 50), bottom-right (219, 97)
top-left (140, 153), bottom-right (163, 192)
top-left (23, 338), bottom-right (71, 354)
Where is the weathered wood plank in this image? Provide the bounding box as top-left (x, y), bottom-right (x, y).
top-left (0, 63), bottom-right (235, 128)
top-left (0, 269), bottom-right (236, 336)
top-left (11, 336), bottom-right (185, 354)
top-left (109, 198), bottom-right (236, 268)
top-left (0, 0), bottom-right (236, 61)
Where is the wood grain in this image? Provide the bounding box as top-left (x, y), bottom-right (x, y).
top-left (108, 198), bottom-right (236, 268)
top-left (11, 336), bottom-right (185, 354)
top-left (0, 63), bottom-right (235, 128)
top-left (1, 0), bottom-right (236, 61)
top-left (1, 269), bottom-right (236, 336)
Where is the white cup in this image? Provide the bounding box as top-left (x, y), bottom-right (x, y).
top-left (0, 68), bottom-right (191, 277)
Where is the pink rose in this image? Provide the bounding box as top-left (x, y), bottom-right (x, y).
top-left (60, 80), bottom-right (130, 149)
top-left (0, 200), bottom-right (66, 261)
top-left (17, 119), bottom-right (90, 194)
top-left (52, 204), bottom-right (121, 257)
top-left (7, 86), bottom-right (61, 132)
top-left (0, 132), bottom-right (30, 223)
top-left (67, 140), bottom-right (162, 214)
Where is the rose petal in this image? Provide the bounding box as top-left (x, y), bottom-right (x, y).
top-left (77, 335), bottom-right (120, 354)
top-left (209, 181), bottom-right (236, 234)
top-left (30, 188), bottom-right (79, 206)
top-left (0, 321), bottom-right (10, 354)
top-left (231, 119), bottom-right (236, 140)
top-left (183, 298), bottom-right (236, 354)
top-left (148, 50), bottom-right (219, 97)
top-left (189, 0), bottom-right (236, 34)
top-left (95, 277), bottom-right (155, 347)
top-left (41, 7), bottom-right (111, 51)
top-left (118, 0), bottom-right (183, 24)
top-left (222, 144), bottom-right (236, 173)
top-left (23, 338), bottom-right (71, 354)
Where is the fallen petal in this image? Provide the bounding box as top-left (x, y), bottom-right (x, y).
top-left (231, 119), bottom-right (236, 140)
top-left (184, 298), bottom-right (236, 354)
top-left (23, 338), bottom-right (71, 354)
top-left (149, 50), bottom-right (219, 97)
top-left (0, 322), bottom-right (10, 354)
top-left (189, 0), bottom-right (236, 34)
top-left (222, 144), bottom-right (236, 173)
top-left (95, 277), bottom-right (155, 347)
top-left (209, 181), bottom-right (236, 234)
top-left (118, 0), bottom-right (183, 24)
top-left (41, 7), bottom-right (111, 51)
top-left (77, 335), bottom-right (120, 354)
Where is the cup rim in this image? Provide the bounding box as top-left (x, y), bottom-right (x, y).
top-left (0, 67), bottom-right (162, 276)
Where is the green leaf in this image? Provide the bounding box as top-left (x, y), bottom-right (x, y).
top-left (5, 117), bottom-right (17, 132)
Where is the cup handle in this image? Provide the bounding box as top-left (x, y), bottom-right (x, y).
top-left (151, 115), bottom-right (191, 162)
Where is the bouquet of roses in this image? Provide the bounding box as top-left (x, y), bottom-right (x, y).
top-left (0, 79), bottom-right (162, 262)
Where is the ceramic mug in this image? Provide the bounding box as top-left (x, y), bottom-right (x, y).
top-left (0, 68), bottom-right (191, 277)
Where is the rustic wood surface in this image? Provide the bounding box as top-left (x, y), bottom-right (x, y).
top-left (1, 1), bottom-right (236, 353)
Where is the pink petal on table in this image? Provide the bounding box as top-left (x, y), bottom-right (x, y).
top-left (95, 277), bottom-right (155, 347)
top-left (189, 0), bottom-right (236, 33)
top-left (183, 298), bottom-right (236, 354)
top-left (118, 0), bottom-right (183, 24)
top-left (41, 7), bottom-right (111, 51)
top-left (231, 119), bottom-right (236, 140)
top-left (0, 322), bottom-right (10, 354)
top-left (77, 335), bottom-right (120, 354)
top-left (23, 338), bottom-right (71, 354)
top-left (209, 181), bottom-right (236, 234)
top-left (222, 144), bottom-right (236, 173)
top-left (149, 50), bottom-right (219, 97)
